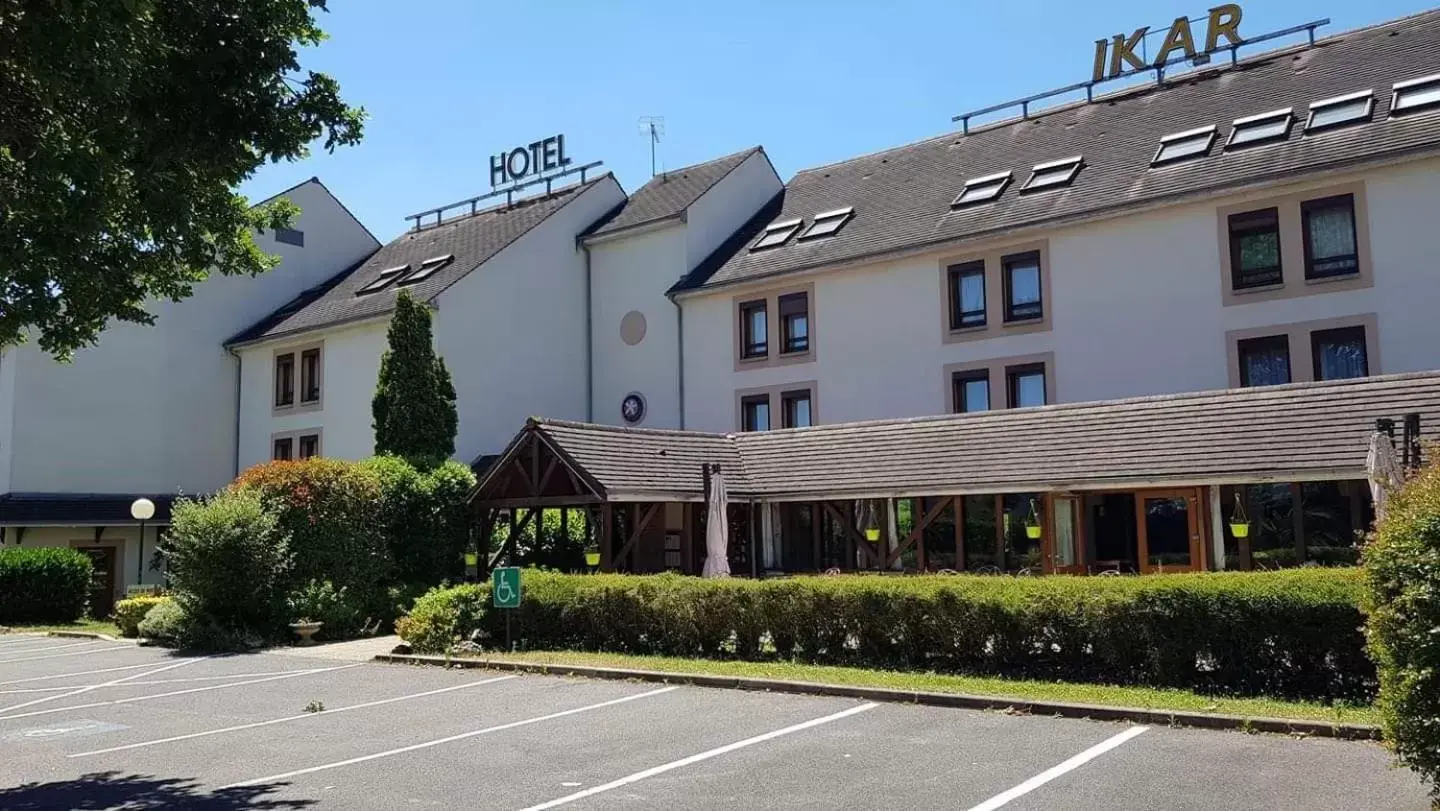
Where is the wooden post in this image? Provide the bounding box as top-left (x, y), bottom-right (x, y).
top-left (953, 496), bottom-right (965, 571)
top-left (600, 503), bottom-right (614, 572)
top-left (811, 502), bottom-right (822, 572)
top-left (994, 494), bottom-right (1006, 570)
top-left (916, 498), bottom-right (927, 571)
top-left (1238, 487), bottom-right (1254, 571)
top-left (681, 502), bottom-right (695, 574)
top-left (1290, 482), bottom-right (1307, 564)
top-left (844, 502), bottom-right (856, 571)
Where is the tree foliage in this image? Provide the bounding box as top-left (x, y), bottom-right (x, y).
top-left (372, 291), bottom-right (458, 463)
top-left (0, 0), bottom-right (365, 358)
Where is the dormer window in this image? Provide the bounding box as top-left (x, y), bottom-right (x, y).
top-left (1020, 157), bottom-right (1082, 192)
top-left (1152, 125), bottom-right (1217, 165)
top-left (398, 254), bottom-right (455, 286)
top-left (356, 265), bottom-right (409, 295)
top-left (951, 171), bottom-right (1012, 207)
top-left (1226, 108), bottom-right (1293, 149)
top-left (797, 207), bottom-right (853, 240)
top-left (1391, 73), bottom-right (1440, 115)
top-left (752, 218), bottom-right (802, 250)
top-left (1305, 90), bottom-right (1374, 132)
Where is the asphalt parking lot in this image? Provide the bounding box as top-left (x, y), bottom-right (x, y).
top-left (0, 634), bottom-right (1430, 810)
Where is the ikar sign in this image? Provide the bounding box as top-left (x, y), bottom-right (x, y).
top-left (1092, 4), bottom-right (1244, 82)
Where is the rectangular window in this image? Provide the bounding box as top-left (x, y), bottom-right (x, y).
top-left (274, 227), bottom-right (304, 247)
top-left (1006, 363), bottom-right (1046, 408)
top-left (1301, 194), bottom-right (1359, 279)
top-left (298, 434), bottom-right (320, 460)
top-left (299, 348), bottom-right (321, 404)
top-left (1391, 73), bottom-right (1440, 115)
top-left (752, 219), bottom-right (802, 251)
top-left (1225, 108), bottom-right (1293, 149)
top-left (1237, 335), bottom-right (1291, 387)
top-left (741, 395), bottom-right (770, 432)
top-left (952, 370), bottom-right (990, 413)
top-left (274, 353), bottom-right (295, 407)
top-left (1152, 125), bottom-right (1217, 165)
top-left (272, 436), bottom-right (294, 461)
top-left (1021, 156), bottom-right (1083, 192)
top-left (951, 171), bottom-right (1012, 207)
top-left (778, 293), bottom-right (809, 354)
top-left (739, 300), bottom-right (768, 359)
top-left (1305, 90), bottom-right (1373, 132)
top-left (797, 207), bottom-right (853, 240)
top-left (781, 390), bottom-right (812, 429)
top-left (356, 265), bottom-right (409, 296)
top-left (1227, 208), bottom-right (1283, 289)
top-left (397, 254), bottom-right (454, 286)
top-left (947, 261), bottom-right (986, 329)
top-left (1002, 251), bottom-right (1042, 322)
top-left (1311, 326), bottom-right (1369, 381)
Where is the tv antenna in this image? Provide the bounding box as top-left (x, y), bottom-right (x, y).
top-left (638, 116), bottom-right (664, 177)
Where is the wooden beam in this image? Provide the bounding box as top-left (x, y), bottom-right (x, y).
top-left (600, 503), bottom-right (614, 572)
top-left (614, 502), bottom-right (662, 570)
top-left (994, 494), bottom-right (1005, 570)
top-left (530, 437), bottom-right (542, 497)
top-left (536, 455), bottom-right (558, 497)
top-left (954, 496), bottom-right (966, 571)
top-left (884, 495), bottom-right (949, 569)
top-left (1238, 487), bottom-right (1254, 571)
top-left (811, 501), bottom-right (822, 571)
top-left (488, 507), bottom-right (537, 569)
top-left (509, 455), bottom-right (535, 496)
top-left (472, 495), bottom-right (603, 510)
top-left (1291, 482), bottom-right (1307, 564)
top-left (680, 502), bottom-right (695, 574)
top-left (916, 498), bottom-right (927, 571)
top-left (823, 501), bottom-right (873, 568)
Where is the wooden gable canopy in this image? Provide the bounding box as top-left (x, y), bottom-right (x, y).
top-left (470, 419), bottom-right (606, 510)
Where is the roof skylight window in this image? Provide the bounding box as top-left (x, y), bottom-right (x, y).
top-left (1020, 157), bottom-right (1083, 192)
top-left (1225, 108), bottom-right (1293, 149)
top-left (355, 265), bottom-right (409, 295)
top-left (797, 207), bottom-right (854, 240)
top-left (1305, 90), bottom-right (1374, 132)
top-left (751, 218), bottom-right (802, 250)
top-left (1152, 125), bottom-right (1217, 165)
top-left (1391, 73), bottom-right (1440, 115)
top-left (397, 254), bottom-right (455, 286)
top-left (951, 171), bottom-right (1012, 208)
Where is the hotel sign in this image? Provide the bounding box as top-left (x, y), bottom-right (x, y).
top-left (1092, 4), bottom-right (1244, 82)
top-left (490, 134), bottom-right (572, 188)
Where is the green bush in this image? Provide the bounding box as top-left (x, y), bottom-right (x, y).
top-left (137, 599), bottom-right (189, 643)
top-left (394, 583), bottom-right (487, 654)
top-left (234, 457), bottom-right (390, 618)
top-left (114, 595), bottom-right (172, 638)
top-left (0, 546), bottom-right (92, 623)
top-left (364, 455), bottom-right (475, 586)
top-left (288, 579), bottom-right (364, 640)
top-left (1363, 461), bottom-right (1440, 798)
top-left (163, 489), bottom-right (292, 644)
top-left (403, 568), bottom-right (1370, 702)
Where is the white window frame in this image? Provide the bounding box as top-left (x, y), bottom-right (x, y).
top-left (1305, 90), bottom-right (1374, 133)
top-left (397, 254), bottom-right (455, 286)
top-left (1020, 156), bottom-right (1083, 192)
top-left (1152, 125), bottom-right (1217, 165)
top-left (1225, 108), bottom-right (1293, 149)
top-left (751, 218), bottom-right (803, 251)
top-left (951, 171), bottom-right (1012, 208)
top-left (797, 207), bottom-right (854, 240)
top-left (356, 265), bottom-right (410, 295)
top-left (1391, 73), bottom-right (1440, 115)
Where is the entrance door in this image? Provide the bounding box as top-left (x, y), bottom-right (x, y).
top-left (1045, 495), bottom-right (1087, 574)
top-left (1135, 489), bottom-right (1203, 573)
top-left (76, 545), bottom-right (118, 618)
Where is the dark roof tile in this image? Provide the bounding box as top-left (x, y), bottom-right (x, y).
top-left (588, 147), bottom-right (762, 239)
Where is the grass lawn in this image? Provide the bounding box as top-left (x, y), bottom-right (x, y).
top-left (469, 650), bottom-right (1378, 727)
top-left (0, 619), bottom-right (122, 638)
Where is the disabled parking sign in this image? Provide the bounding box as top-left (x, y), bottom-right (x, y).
top-left (492, 567), bottom-right (521, 609)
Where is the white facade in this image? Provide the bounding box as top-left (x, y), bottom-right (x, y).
top-left (679, 159), bottom-right (1440, 432)
top-left (586, 150), bottom-right (783, 429)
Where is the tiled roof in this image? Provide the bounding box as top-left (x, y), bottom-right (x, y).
top-left (679, 11), bottom-right (1440, 292)
top-left (230, 176), bottom-right (614, 344)
top-left (486, 372), bottom-right (1440, 501)
top-left (0, 493), bottom-right (177, 525)
top-left (587, 147), bottom-right (763, 239)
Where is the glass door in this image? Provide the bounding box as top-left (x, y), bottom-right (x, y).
top-left (1046, 495), bottom-right (1087, 574)
top-left (1135, 489), bottom-right (1203, 573)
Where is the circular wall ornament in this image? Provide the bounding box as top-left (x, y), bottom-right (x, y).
top-left (620, 310), bottom-right (647, 346)
top-left (621, 392), bottom-right (647, 425)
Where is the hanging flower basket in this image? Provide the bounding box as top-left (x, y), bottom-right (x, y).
top-left (1228, 493), bottom-right (1251, 539)
top-left (1025, 524), bottom-right (1043, 540)
top-left (1024, 499), bottom-right (1042, 540)
top-left (584, 550), bottom-right (601, 567)
top-left (865, 527), bottom-right (881, 542)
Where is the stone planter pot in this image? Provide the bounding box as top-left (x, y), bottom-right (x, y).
top-left (290, 621), bottom-right (323, 646)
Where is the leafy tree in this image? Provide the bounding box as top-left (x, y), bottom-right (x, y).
top-left (372, 291), bottom-right (458, 463)
top-left (0, 0), bottom-right (364, 359)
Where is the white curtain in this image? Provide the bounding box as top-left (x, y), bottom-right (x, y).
top-left (702, 471), bottom-right (730, 578)
top-left (1367, 431), bottom-right (1404, 522)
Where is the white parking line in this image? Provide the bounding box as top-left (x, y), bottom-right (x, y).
top-left (0, 645), bottom-right (138, 665)
top-left (0, 641), bottom-right (108, 660)
top-left (0, 685), bottom-right (83, 695)
top-left (71, 674), bottom-right (520, 757)
top-left (0, 663), bottom-right (361, 722)
top-left (221, 685), bottom-right (681, 789)
top-left (519, 702), bottom-right (880, 810)
top-left (0, 657), bottom-right (205, 714)
top-left (965, 726), bottom-right (1150, 811)
top-left (0, 636), bottom-right (64, 648)
top-left (0, 662), bottom-right (159, 686)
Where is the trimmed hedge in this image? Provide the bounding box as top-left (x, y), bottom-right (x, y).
top-left (0, 547), bottom-right (92, 623)
top-left (115, 595), bottom-right (172, 638)
top-left (395, 583), bottom-right (486, 654)
top-left (404, 568), bottom-right (1372, 702)
top-left (1363, 459), bottom-right (1440, 797)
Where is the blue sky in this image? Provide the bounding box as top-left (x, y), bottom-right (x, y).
top-left (241, 1), bottom-right (1437, 242)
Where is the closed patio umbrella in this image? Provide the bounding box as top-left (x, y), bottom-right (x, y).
top-left (702, 468), bottom-right (730, 578)
top-left (1367, 430), bottom-right (1404, 521)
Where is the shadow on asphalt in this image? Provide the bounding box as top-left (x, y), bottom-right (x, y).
top-left (0, 771), bottom-right (314, 809)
